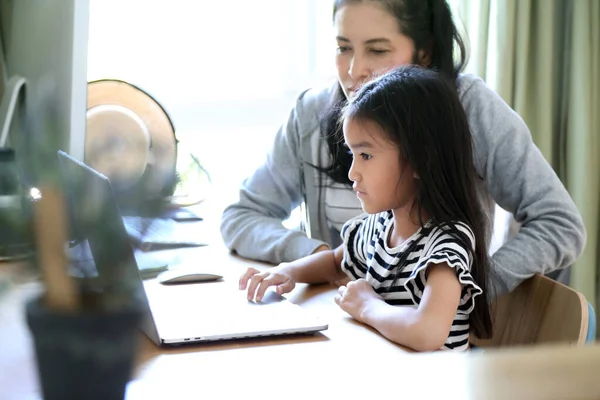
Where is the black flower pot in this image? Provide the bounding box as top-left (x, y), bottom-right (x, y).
top-left (26, 295), bottom-right (144, 400)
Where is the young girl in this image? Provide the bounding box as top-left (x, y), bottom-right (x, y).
top-left (222, 0), bottom-right (585, 297)
top-left (239, 66), bottom-right (492, 352)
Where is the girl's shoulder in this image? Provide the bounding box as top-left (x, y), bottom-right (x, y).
top-left (425, 221), bottom-right (476, 249)
top-left (341, 211), bottom-right (390, 236)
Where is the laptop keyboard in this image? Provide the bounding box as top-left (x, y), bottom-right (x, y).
top-left (122, 216), bottom-right (209, 251)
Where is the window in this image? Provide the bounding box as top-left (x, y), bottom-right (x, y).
top-left (87, 0), bottom-right (337, 218)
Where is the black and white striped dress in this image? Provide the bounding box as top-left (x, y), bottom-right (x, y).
top-left (340, 210), bottom-right (482, 351)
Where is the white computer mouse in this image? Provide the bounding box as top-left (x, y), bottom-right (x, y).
top-left (157, 269), bottom-right (223, 284)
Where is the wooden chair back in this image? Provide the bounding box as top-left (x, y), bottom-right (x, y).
top-left (472, 274), bottom-right (589, 348)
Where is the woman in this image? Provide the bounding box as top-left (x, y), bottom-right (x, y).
top-left (220, 0), bottom-right (586, 295)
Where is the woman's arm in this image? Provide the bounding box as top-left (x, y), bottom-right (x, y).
top-left (337, 263), bottom-right (461, 352)
top-left (460, 76), bottom-right (586, 294)
top-left (220, 88), bottom-right (330, 264)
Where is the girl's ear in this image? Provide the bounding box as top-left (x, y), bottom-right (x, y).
top-left (413, 172), bottom-right (420, 179)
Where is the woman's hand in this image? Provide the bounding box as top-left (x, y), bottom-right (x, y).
top-left (239, 264), bottom-right (296, 302)
top-left (334, 278), bottom-right (383, 323)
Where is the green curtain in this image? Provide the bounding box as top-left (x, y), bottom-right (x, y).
top-left (454, 0), bottom-right (600, 328)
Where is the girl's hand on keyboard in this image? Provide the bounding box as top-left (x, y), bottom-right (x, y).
top-left (239, 265), bottom-right (296, 302)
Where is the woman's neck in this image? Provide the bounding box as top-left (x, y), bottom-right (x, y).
top-left (389, 204), bottom-right (428, 248)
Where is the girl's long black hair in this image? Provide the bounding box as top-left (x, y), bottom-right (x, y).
top-left (343, 65), bottom-right (492, 339)
top-left (320, 0), bottom-right (467, 184)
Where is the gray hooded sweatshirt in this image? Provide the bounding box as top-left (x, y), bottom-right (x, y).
top-left (220, 74), bottom-right (586, 295)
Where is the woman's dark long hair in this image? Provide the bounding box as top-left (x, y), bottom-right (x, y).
top-left (343, 65), bottom-right (492, 339)
top-left (320, 0), bottom-right (467, 185)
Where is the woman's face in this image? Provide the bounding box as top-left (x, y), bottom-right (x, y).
top-left (334, 3), bottom-right (416, 99)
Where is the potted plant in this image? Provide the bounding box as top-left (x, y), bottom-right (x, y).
top-left (16, 84), bottom-right (149, 400)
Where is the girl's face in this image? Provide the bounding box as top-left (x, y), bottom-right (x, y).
top-left (334, 3), bottom-right (416, 99)
top-left (343, 117), bottom-right (418, 214)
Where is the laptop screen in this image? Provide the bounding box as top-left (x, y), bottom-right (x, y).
top-left (57, 150), bottom-right (160, 343)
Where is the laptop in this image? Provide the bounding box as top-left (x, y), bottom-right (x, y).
top-left (57, 150), bottom-right (328, 346)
